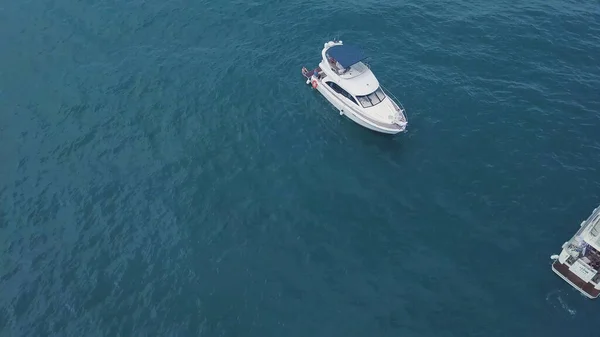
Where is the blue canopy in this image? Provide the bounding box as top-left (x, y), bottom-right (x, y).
top-left (327, 45), bottom-right (366, 68)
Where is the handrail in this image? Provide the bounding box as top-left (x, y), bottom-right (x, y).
top-left (380, 84), bottom-right (407, 117)
top-left (380, 84), bottom-right (408, 126)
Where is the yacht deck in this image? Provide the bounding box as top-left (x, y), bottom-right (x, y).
top-left (552, 261), bottom-right (600, 298)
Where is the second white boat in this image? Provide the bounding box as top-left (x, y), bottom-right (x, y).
top-left (551, 205), bottom-right (600, 299)
top-left (302, 40), bottom-right (408, 134)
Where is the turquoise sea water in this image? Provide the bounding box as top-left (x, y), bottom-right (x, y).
top-left (1, 0), bottom-right (600, 336)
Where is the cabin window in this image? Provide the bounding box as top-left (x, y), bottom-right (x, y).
top-left (356, 87), bottom-right (386, 108)
top-left (326, 82), bottom-right (358, 105)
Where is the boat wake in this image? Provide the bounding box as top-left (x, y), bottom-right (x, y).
top-left (545, 290), bottom-right (576, 317)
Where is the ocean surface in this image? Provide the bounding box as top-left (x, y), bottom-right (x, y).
top-left (1, 0), bottom-right (600, 336)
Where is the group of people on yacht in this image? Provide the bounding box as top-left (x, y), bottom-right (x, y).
top-left (582, 243), bottom-right (600, 271)
top-left (327, 56), bottom-right (347, 75)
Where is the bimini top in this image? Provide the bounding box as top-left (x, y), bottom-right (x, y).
top-left (327, 44), bottom-right (367, 68)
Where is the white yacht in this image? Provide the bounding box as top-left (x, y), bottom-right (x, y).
top-left (551, 205), bottom-right (600, 299)
top-left (302, 40), bottom-right (408, 134)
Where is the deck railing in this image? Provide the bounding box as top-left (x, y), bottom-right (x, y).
top-left (381, 85), bottom-right (407, 117)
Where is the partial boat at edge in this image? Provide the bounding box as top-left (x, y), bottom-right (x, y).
top-left (551, 205), bottom-right (600, 299)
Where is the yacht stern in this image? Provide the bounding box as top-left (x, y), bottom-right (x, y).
top-left (551, 206), bottom-right (600, 299)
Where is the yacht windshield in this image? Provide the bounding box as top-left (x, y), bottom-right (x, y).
top-left (356, 87), bottom-right (386, 108)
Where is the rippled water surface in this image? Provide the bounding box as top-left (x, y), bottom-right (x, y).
top-left (1, 0), bottom-right (600, 336)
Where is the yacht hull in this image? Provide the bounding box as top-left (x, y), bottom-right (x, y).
top-left (313, 78), bottom-right (405, 135)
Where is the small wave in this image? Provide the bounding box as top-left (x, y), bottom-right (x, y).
top-left (545, 289), bottom-right (577, 316)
